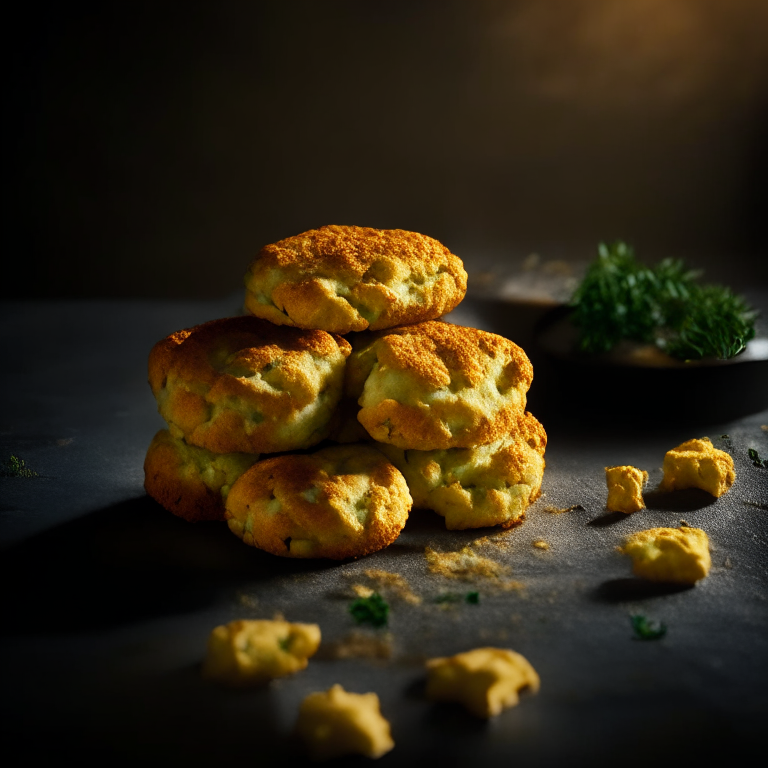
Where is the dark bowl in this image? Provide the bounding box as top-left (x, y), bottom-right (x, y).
top-left (528, 306), bottom-right (768, 426)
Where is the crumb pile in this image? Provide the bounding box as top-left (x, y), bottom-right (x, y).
top-left (143, 225), bottom-right (546, 557)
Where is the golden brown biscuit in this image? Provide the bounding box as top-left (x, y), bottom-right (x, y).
top-left (346, 321), bottom-right (533, 450)
top-left (379, 412), bottom-right (546, 529)
top-left (244, 225), bottom-right (467, 334)
top-left (225, 444), bottom-right (411, 559)
top-left (148, 317), bottom-right (351, 454)
top-left (143, 429), bottom-right (260, 522)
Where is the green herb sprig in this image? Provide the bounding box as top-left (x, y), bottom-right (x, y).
top-left (1, 455), bottom-right (38, 478)
top-left (570, 242), bottom-right (757, 360)
top-left (630, 614), bottom-right (667, 641)
top-left (349, 593), bottom-right (389, 627)
top-left (748, 448), bottom-right (767, 468)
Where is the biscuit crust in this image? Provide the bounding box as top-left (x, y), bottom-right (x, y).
top-left (346, 321), bottom-right (533, 450)
top-left (148, 317), bottom-right (351, 454)
top-left (143, 429), bottom-right (259, 522)
top-left (225, 444), bottom-right (412, 559)
top-left (380, 411), bottom-right (546, 529)
top-left (244, 225), bottom-right (467, 334)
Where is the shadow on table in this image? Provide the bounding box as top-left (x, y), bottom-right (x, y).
top-left (592, 578), bottom-right (693, 603)
top-left (0, 495), bottom-right (335, 634)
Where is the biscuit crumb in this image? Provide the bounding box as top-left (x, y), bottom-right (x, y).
top-left (425, 546), bottom-right (510, 580)
top-left (544, 504), bottom-right (584, 514)
top-left (296, 684), bottom-right (394, 760)
top-left (319, 630), bottom-right (393, 660)
top-left (237, 592), bottom-right (259, 609)
top-left (724, 557), bottom-right (733, 569)
top-left (619, 526), bottom-right (711, 584)
top-left (346, 569), bottom-right (422, 604)
top-left (532, 540), bottom-right (549, 550)
top-left (202, 619), bottom-right (320, 686)
top-left (659, 438), bottom-right (735, 497)
top-left (605, 465), bottom-right (648, 513)
top-left (426, 647), bottom-right (539, 718)
top-left (56, 438), bottom-right (73, 446)
top-left (760, 425), bottom-right (767, 432)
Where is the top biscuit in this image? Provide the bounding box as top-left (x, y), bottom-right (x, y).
top-left (148, 316), bottom-right (351, 454)
top-left (345, 321), bottom-right (533, 450)
top-left (244, 225), bottom-right (467, 334)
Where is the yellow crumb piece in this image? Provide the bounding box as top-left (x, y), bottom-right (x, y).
top-left (319, 630), bottom-right (393, 660)
top-left (532, 539), bottom-right (549, 550)
top-left (544, 504), bottom-right (581, 514)
top-left (201, 619), bottom-right (320, 686)
top-left (362, 569), bottom-right (422, 604)
top-left (619, 526), bottom-right (711, 584)
top-left (352, 584), bottom-right (375, 598)
top-left (425, 546), bottom-right (510, 579)
top-left (605, 465), bottom-right (648, 513)
top-left (426, 647), bottom-right (540, 718)
top-left (658, 438), bottom-right (735, 497)
top-left (296, 684), bottom-right (394, 760)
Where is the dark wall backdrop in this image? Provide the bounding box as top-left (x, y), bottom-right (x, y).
top-left (7, 0), bottom-right (768, 298)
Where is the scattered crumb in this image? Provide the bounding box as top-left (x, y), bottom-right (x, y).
top-left (425, 546), bottom-right (510, 580)
top-left (345, 569), bottom-right (422, 605)
top-left (56, 438), bottom-right (73, 446)
top-left (761, 425), bottom-right (767, 432)
top-left (424, 547), bottom-right (523, 591)
top-left (532, 540), bottom-right (549, 550)
top-left (544, 504), bottom-right (584, 514)
top-left (679, 519), bottom-right (691, 527)
top-left (272, 611), bottom-right (285, 622)
top-left (318, 630), bottom-right (393, 661)
top-left (724, 557), bottom-right (733, 569)
top-left (237, 592), bottom-right (259, 609)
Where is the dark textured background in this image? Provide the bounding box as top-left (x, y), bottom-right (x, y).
top-left (7, 0), bottom-right (768, 299)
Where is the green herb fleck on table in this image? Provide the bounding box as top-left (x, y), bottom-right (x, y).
top-left (570, 241), bottom-right (757, 360)
top-left (748, 448), bottom-right (767, 468)
top-left (349, 593), bottom-right (389, 627)
top-left (435, 591), bottom-right (480, 605)
top-left (1, 455), bottom-right (38, 478)
top-left (630, 614), bottom-right (667, 641)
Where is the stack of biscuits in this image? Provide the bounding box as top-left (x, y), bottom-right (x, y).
top-left (144, 225), bottom-right (546, 559)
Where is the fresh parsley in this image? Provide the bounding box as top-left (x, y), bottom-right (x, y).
top-left (570, 242), bottom-right (757, 360)
top-left (349, 592), bottom-right (389, 627)
top-left (748, 448), bottom-right (767, 468)
top-left (1, 455), bottom-right (38, 478)
top-left (630, 614), bottom-right (667, 641)
top-left (465, 591), bottom-right (480, 604)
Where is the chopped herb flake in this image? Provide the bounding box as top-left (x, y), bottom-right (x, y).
top-left (748, 448), bottom-right (767, 468)
top-left (1, 455), bottom-right (38, 478)
top-left (278, 636), bottom-right (292, 651)
top-left (465, 591), bottom-right (480, 604)
top-left (349, 592), bottom-right (389, 627)
top-left (630, 614), bottom-right (667, 641)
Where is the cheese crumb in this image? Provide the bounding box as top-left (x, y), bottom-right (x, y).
top-left (426, 647), bottom-right (540, 718)
top-left (658, 438), bottom-right (735, 497)
top-left (296, 684), bottom-right (394, 760)
top-left (619, 526), bottom-right (711, 584)
top-left (201, 619), bottom-right (320, 686)
top-left (605, 465), bottom-right (648, 513)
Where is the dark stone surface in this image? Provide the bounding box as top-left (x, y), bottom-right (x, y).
top-left (1, 298), bottom-right (766, 767)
